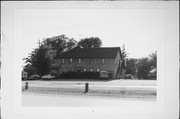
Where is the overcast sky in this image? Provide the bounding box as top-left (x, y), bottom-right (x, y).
top-left (15, 9), bottom-right (164, 66)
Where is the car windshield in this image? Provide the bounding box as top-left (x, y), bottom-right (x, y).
top-left (100, 71), bottom-right (108, 75)
top-left (44, 74), bottom-right (51, 76)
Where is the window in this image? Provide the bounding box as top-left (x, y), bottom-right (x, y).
top-left (78, 58), bottom-right (81, 64)
top-left (83, 68), bottom-right (87, 72)
top-left (101, 58), bottom-right (104, 64)
top-left (97, 69), bottom-right (100, 72)
top-left (90, 68), bottom-right (93, 72)
top-left (69, 58), bottom-right (73, 63)
top-left (62, 59), bottom-right (64, 64)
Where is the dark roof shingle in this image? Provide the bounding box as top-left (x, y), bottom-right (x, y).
top-left (59, 47), bottom-right (121, 58)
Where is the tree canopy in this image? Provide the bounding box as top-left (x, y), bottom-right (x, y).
top-left (124, 51), bottom-right (157, 79)
top-left (23, 34), bottom-right (77, 75)
top-left (24, 45), bottom-right (51, 75)
top-left (148, 51), bottom-right (157, 69)
top-left (77, 37), bottom-right (102, 48)
top-left (41, 35), bottom-right (77, 58)
top-left (125, 58), bottom-right (138, 76)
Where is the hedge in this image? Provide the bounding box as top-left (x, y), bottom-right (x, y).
top-left (59, 71), bottom-right (100, 79)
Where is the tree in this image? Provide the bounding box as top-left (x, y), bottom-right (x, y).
top-left (42, 35), bottom-right (77, 58)
top-left (23, 34), bottom-right (77, 75)
top-left (121, 44), bottom-right (128, 60)
top-left (148, 51), bottom-right (157, 70)
top-left (121, 44), bottom-right (129, 69)
top-left (24, 45), bottom-right (51, 75)
top-left (136, 51), bottom-right (157, 79)
top-left (65, 38), bottom-right (77, 52)
top-left (136, 57), bottom-right (151, 79)
top-left (77, 37), bottom-right (102, 48)
top-left (125, 58), bottom-right (138, 76)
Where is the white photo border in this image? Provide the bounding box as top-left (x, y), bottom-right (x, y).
top-left (1, 1), bottom-right (179, 119)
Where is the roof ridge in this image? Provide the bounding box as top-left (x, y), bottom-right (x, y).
top-left (83, 47), bottom-right (120, 49)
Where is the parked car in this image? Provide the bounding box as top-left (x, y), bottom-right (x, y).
top-left (124, 74), bottom-right (133, 79)
top-left (147, 68), bottom-right (157, 79)
top-left (27, 74), bottom-right (40, 80)
top-left (99, 71), bottom-right (109, 79)
top-left (41, 74), bottom-right (55, 80)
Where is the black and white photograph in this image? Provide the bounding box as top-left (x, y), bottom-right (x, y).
top-left (20, 8), bottom-right (159, 106)
top-left (1, 1), bottom-right (179, 119)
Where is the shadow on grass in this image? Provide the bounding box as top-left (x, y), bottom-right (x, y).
top-left (39, 78), bottom-right (118, 82)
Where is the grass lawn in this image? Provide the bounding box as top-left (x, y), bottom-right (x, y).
top-left (22, 79), bottom-right (156, 101)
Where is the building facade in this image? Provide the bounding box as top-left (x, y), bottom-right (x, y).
top-left (51, 47), bottom-right (122, 79)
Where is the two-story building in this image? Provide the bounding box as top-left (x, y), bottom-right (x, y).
top-left (51, 47), bottom-right (122, 79)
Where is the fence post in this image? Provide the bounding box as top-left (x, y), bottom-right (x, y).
top-left (84, 83), bottom-right (89, 93)
top-left (25, 82), bottom-right (29, 90)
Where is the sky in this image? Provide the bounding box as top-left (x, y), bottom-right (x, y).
top-left (15, 9), bottom-right (164, 66)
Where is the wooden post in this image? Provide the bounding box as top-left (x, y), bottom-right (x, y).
top-left (25, 82), bottom-right (28, 90)
top-left (84, 83), bottom-right (89, 93)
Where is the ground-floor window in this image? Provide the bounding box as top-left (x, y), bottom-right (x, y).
top-left (62, 59), bottom-right (64, 64)
top-left (78, 58), bottom-right (81, 64)
top-left (90, 68), bottom-right (93, 72)
top-left (83, 68), bottom-right (87, 72)
top-left (96, 68), bottom-right (100, 72)
top-left (69, 58), bottom-right (73, 63)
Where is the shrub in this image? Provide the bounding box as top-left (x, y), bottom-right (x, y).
top-left (59, 71), bottom-right (99, 79)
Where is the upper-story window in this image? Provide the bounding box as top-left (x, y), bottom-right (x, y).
top-left (101, 58), bottom-right (104, 64)
top-left (78, 58), bottom-right (81, 64)
top-left (69, 58), bottom-right (73, 63)
top-left (62, 59), bottom-right (64, 64)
